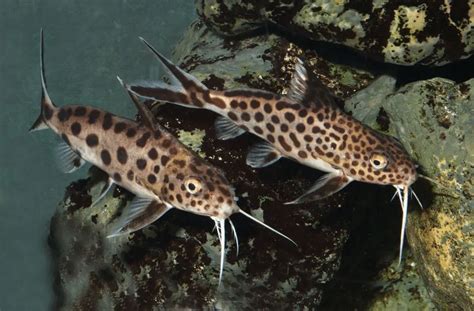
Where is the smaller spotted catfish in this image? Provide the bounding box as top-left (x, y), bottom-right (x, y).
top-left (30, 30), bottom-right (296, 285)
top-left (125, 37), bottom-right (422, 263)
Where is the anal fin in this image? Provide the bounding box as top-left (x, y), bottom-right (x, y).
top-left (286, 172), bottom-right (352, 204)
top-left (55, 141), bottom-right (85, 173)
top-left (107, 197), bottom-right (172, 238)
top-left (214, 116), bottom-right (245, 140)
top-left (246, 141), bottom-right (281, 168)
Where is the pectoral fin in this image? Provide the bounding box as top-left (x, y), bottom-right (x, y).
top-left (246, 141), bottom-right (281, 168)
top-left (214, 116), bottom-right (245, 140)
top-left (55, 141), bottom-right (85, 173)
top-left (107, 197), bottom-right (172, 238)
top-left (286, 172), bottom-right (352, 204)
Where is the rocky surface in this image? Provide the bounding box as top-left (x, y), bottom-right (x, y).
top-left (197, 0), bottom-right (474, 66)
top-left (49, 20), bottom-right (380, 309)
top-left (345, 76), bottom-right (474, 310)
top-left (364, 251), bottom-right (436, 311)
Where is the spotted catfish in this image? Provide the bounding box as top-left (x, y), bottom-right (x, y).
top-left (31, 30), bottom-right (295, 285)
top-left (125, 37), bottom-right (421, 263)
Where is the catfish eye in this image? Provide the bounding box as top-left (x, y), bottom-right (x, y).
top-left (370, 153), bottom-right (388, 170)
top-left (185, 177), bottom-right (202, 194)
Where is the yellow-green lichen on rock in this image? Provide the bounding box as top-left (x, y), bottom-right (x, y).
top-left (197, 0), bottom-right (474, 65)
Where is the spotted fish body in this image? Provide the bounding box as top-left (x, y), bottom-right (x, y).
top-left (126, 38), bottom-right (420, 262)
top-left (31, 30), bottom-right (295, 285)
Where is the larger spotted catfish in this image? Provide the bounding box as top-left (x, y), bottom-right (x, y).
top-left (30, 30), bottom-right (296, 285)
top-left (125, 37), bottom-right (421, 263)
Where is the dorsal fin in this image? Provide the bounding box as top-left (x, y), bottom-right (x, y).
top-left (117, 76), bottom-right (157, 131)
top-left (287, 58), bottom-right (308, 103)
top-left (287, 58), bottom-right (339, 109)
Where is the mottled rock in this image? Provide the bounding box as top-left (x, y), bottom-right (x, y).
top-left (49, 20), bottom-right (379, 309)
top-left (346, 76), bottom-right (474, 310)
top-left (365, 251), bottom-right (436, 311)
top-left (197, 0), bottom-right (474, 65)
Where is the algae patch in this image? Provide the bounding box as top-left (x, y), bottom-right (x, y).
top-left (177, 129), bottom-right (206, 157)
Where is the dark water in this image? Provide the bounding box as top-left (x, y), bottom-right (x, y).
top-left (0, 1), bottom-right (195, 309)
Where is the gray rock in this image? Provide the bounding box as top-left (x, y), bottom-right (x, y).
top-left (365, 250), bottom-right (436, 311)
top-left (197, 0), bottom-right (474, 66)
top-left (50, 20), bottom-right (378, 309)
top-left (346, 76), bottom-right (474, 310)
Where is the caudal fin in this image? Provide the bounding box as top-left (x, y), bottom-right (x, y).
top-left (126, 37), bottom-right (209, 109)
top-left (30, 28), bottom-right (56, 132)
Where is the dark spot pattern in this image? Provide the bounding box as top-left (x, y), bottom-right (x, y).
top-left (127, 170), bottom-right (134, 181)
top-left (284, 112), bottom-right (295, 122)
top-left (278, 136), bottom-right (292, 152)
top-left (298, 109), bottom-right (308, 118)
top-left (147, 174), bottom-right (157, 184)
top-left (264, 103), bottom-right (272, 113)
top-left (114, 122), bottom-right (127, 133)
top-left (113, 173), bottom-right (122, 182)
top-left (136, 132), bottom-right (151, 147)
top-left (88, 110), bottom-right (100, 124)
top-left (74, 106), bottom-right (87, 117)
top-left (43, 105), bottom-right (53, 120)
top-left (254, 126), bottom-right (263, 135)
top-left (86, 134), bottom-right (99, 147)
top-left (250, 100), bottom-right (260, 109)
top-left (228, 112), bottom-right (238, 121)
top-left (71, 122), bottom-right (81, 136)
top-left (101, 150), bottom-right (111, 166)
top-left (148, 148), bottom-right (158, 160)
top-left (241, 112), bottom-right (251, 121)
top-left (116, 147), bottom-right (128, 164)
top-left (289, 133), bottom-right (300, 147)
top-left (136, 158), bottom-right (147, 170)
top-left (126, 128), bottom-right (137, 138)
top-left (102, 113), bottom-right (113, 130)
top-left (161, 155), bottom-right (170, 166)
top-left (298, 150), bottom-right (308, 158)
top-left (162, 139), bottom-right (172, 148)
top-left (266, 123), bottom-right (275, 133)
top-left (57, 108), bottom-right (71, 122)
top-left (296, 123), bottom-right (305, 133)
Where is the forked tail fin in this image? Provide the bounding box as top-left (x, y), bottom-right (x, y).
top-left (30, 29), bottom-right (56, 132)
top-left (126, 37), bottom-right (210, 109)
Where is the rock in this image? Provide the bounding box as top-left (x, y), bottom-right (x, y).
top-left (365, 251), bottom-right (436, 311)
top-left (345, 76), bottom-right (474, 310)
top-left (197, 0), bottom-right (474, 66)
top-left (50, 20), bottom-right (378, 309)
